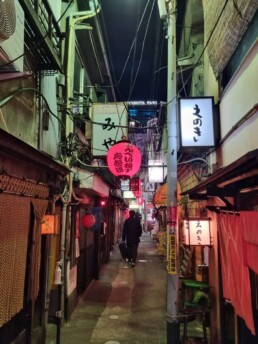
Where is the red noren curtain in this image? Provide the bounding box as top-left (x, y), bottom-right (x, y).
top-left (218, 212), bottom-right (257, 335)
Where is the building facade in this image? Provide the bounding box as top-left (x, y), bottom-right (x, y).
top-left (0, 1), bottom-right (125, 343)
top-left (176, 1), bottom-right (258, 343)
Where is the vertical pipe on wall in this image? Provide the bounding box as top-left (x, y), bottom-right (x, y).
top-left (166, 0), bottom-right (180, 342)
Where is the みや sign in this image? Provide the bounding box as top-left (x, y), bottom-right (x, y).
top-left (107, 141), bottom-right (141, 179)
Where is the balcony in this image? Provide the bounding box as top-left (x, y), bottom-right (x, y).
top-left (19, 0), bottom-right (63, 70)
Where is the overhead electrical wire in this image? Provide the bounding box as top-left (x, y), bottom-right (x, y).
top-left (83, 117), bottom-right (166, 130)
top-left (0, 87), bottom-right (65, 129)
top-left (128, 0), bottom-right (141, 98)
top-left (0, 0), bottom-right (229, 170)
top-left (128, 0), bottom-right (156, 100)
top-left (111, 0), bottom-right (152, 88)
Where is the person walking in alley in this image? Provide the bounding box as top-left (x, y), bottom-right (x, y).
top-left (122, 210), bottom-right (142, 267)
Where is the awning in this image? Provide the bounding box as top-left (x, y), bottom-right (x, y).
top-left (76, 168), bottom-right (110, 197)
top-left (153, 183), bottom-right (167, 206)
top-left (182, 149), bottom-right (258, 211)
top-left (0, 71), bottom-right (33, 82)
top-left (153, 182), bottom-right (181, 207)
top-left (0, 129), bottom-right (69, 177)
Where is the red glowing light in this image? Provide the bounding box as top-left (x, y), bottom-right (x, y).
top-left (82, 214), bottom-right (96, 228)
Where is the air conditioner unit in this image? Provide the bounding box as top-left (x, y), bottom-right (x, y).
top-left (0, 0), bottom-right (25, 71)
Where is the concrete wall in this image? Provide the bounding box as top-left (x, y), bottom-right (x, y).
top-left (0, 77), bottom-right (39, 148)
top-left (218, 40), bottom-right (258, 166)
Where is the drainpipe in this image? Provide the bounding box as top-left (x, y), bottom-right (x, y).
top-left (166, 0), bottom-right (180, 342)
top-left (57, 171), bottom-right (73, 342)
top-left (59, 202), bottom-right (67, 318)
top-left (93, 16), bottom-right (117, 102)
top-left (65, 2), bottom-right (101, 138)
top-left (58, 5), bottom-right (102, 334)
top-left (60, 1), bottom-right (100, 325)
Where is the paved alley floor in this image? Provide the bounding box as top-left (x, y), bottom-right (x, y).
top-left (46, 232), bottom-right (168, 344)
top-left (46, 232), bottom-right (210, 344)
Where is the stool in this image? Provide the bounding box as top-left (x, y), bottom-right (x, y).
top-left (180, 279), bottom-right (211, 343)
top-left (182, 307), bottom-right (209, 343)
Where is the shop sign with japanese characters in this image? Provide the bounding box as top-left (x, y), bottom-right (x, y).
top-left (168, 234), bottom-right (177, 274)
top-left (92, 103), bottom-right (128, 156)
top-left (183, 218), bottom-right (212, 246)
top-left (179, 97), bottom-right (215, 150)
top-left (107, 141), bottom-right (141, 179)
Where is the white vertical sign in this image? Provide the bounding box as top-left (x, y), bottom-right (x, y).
top-left (179, 97), bottom-right (215, 148)
top-left (183, 219), bottom-right (211, 246)
top-left (92, 103), bottom-right (128, 156)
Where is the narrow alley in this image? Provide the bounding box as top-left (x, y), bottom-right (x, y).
top-left (46, 232), bottom-right (168, 344)
top-left (46, 231), bottom-right (209, 344)
top-left (1, 1), bottom-right (258, 343)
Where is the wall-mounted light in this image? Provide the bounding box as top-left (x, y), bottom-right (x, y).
top-left (100, 199), bottom-right (106, 206)
top-left (41, 214), bottom-right (59, 234)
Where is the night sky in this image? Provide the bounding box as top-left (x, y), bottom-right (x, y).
top-left (99, 0), bottom-right (167, 102)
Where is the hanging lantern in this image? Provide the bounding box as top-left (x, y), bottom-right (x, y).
top-left (107, 140), bottom-right (141, 179)
top-left (82, 213), bottom-right (96, 229)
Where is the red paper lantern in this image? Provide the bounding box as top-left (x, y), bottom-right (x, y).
top-left (107, 141), bottom-right (142, 179)
top-left (82, 213), bottom-right (96, 228)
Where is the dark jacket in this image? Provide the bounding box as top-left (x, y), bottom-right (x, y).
top-left (122, 216), bottom-right (142, 244)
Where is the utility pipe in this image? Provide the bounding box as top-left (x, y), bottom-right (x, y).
top-left (93, 16), bottom-right (117, 102)
top-left (60, 3), bottom-right (101, 329)
top-left (65, 3), bottom-right (101, 139)
top-left (166, 1), bottom-right (180, 342)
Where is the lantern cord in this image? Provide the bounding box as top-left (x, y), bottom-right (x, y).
top-left (75, 156), bottom-right (209, 169)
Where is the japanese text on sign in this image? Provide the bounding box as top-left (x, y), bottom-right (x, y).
top-left (194, 220), bottom-right (203, 245)
top-left (183, 219), bottom-right (211, 246)
top-left (92, 104), bottom-right (128, 157)
top-left (179, 97), bottom-right (215, 148)
top-left (168, 234), bottom-right (177, 274)
top-left (113, 147), bottom-right (134, 175)
top-left (169, 205), bottom-right (177, 234)
top-left (192, 104), bottom-right (202, 143)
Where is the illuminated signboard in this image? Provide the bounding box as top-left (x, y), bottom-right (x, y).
top-left (179, 97), bottom-right (215, 150)
top-left (148, 159), bottom-right (167, 183)
top-left (41, 214), bottom-right (59, 234)
top-left (183, 218), bottom-right (212, 246)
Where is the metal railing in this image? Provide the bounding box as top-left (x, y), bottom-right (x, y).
top-left (20, 0), bottom-right (63, 69)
